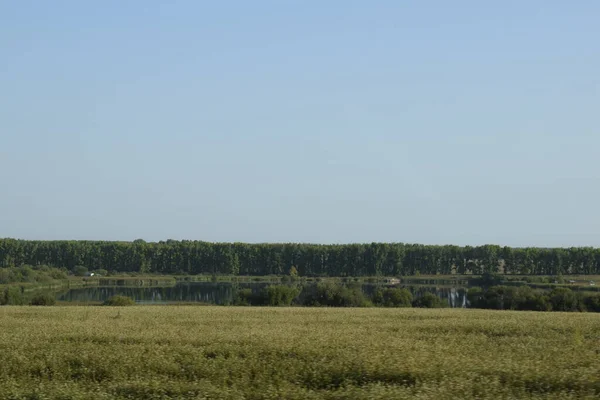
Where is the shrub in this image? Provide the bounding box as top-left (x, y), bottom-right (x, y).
top-left (20, 266), bottom-right (35, 282)
top-left (583, 294), bottom-right (600, 312)
top-left (235, 285), bottom-right (302, 306)
top-left (234, 288), bottom-right (254, 305)
top-left (523, 293), bottom-right (552, 311)
top-left (304, 283), bottom-right (371, 307)
top-left (0, 269), bottom-right (10, 285)
top-left (470, 285), bottom-right (552, 311)
top-left (264, 285), bottom-right (301, 306)
top-left (549, 288), bottom-right (585, 312)
top-left (373, 288), bottom-right (413, 307)
top-left (104, 295), bottom-right (135, 306)
top-left (0, 266), bottom-right (69, 285)
top-left (29, 292), bottom-right (56, 306)
top-left (73, 266), bottom-right (88, 277)
top-left (467, 287), bottom-right (484, 307)
top-left (512, 286), bottom-right (551, 311)
top-left (49, 269), bottom-right (68, 280)
top-left (0, 286), bottom-right (26, 305)
top-left (412, 292), bottom-right (447, 308)
top-left (480, 286), bottom-right (518, 310)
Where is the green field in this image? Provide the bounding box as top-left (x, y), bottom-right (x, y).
top-left (1, 307), bottom-right (599, 399)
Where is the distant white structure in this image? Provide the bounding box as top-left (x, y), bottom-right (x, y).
top-left (85, 272), bottom-right (95, 277)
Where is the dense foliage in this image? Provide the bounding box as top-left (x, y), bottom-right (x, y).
top-left (235, 284), bottom-right (449, 309)
top-left (1, 307), bottom-right (600, 399)
top-left (302, 282), bottom-right (373, 307)
top-left (0, 264), bottom-right (68, 285)
top-left (372, 287), bottom-right (413, 307)
top-left (104, 295), bottom-right (136, 306)
top-left (0, 286), bottom-right (26, 305)
top-left (233, 283), bottom-right (598, 312)
top-left (468, 285), bottom-right (600, 312)
top-left (0, 265), bottom-right (68, 305)
top-left (234, 285), bottom-right (301, 306)
top-left (29, 292), bottom-right (57, 306)
top-left (2, 239), bottom-right (600, 276)
top-left (412, 292), bottom-right (449, 308)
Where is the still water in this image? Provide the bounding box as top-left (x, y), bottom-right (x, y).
top-left (57, 282), bottom-right (469, 307)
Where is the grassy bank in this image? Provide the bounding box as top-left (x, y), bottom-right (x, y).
top-left (1, 307), bottom-right (599, 399)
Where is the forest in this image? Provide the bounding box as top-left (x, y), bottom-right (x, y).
top-left (1, 239), bottom-right (600, 276)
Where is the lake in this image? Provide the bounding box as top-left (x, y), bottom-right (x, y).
top-left (56, 281), bottom-right (470, 307)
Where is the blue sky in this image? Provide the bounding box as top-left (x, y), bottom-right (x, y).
top-left (1, 1), bottom-right (598, 246)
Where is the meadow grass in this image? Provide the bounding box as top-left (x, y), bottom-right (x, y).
top-left (0, 307), bottom-right (599, 399)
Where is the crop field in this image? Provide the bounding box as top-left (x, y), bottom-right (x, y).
top-left (1, 307), bottom-right (599, 399)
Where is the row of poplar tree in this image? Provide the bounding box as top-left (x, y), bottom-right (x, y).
top-left (1, 239), bottom-right (599, 276)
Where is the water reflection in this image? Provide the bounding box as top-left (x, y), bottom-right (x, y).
top-left (57, 282), bottom-right (469, 307)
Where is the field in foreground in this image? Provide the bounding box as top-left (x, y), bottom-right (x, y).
top-left (1, 308), bottom-right (599, 400)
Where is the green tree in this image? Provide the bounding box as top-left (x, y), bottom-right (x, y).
top-left (29, 292), bottom-right (56, 306)
top-left (373, 288), bottom-right (412, 307)
top-left (73, 266), bottom-right (88, 276)
top-left (412, 292), bottom-right (447, 308)
top-left (549, 288), bottom-right (584, 312)
top-left (264, 285), bottom-right (301, 306)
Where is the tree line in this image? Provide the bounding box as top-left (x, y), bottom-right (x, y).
top-left (234, 283), bottom-right (447, 308)
top-left (1, 239), bottom-right (600, 276)
top-left (468, 285), bottom-right (600, 312)
top-left (210, 282), bottom-right (600, 312)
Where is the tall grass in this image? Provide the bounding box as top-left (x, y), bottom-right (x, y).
top-left (0, 307), bottom-right (599, 399)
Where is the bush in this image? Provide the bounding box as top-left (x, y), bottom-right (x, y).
top-left (480, 286), bottom-right (518, 310)
top-left (512, 286), bottom-right (551, 311)
top-left (49, 269), bottom-right (68, 280)
top-left (73, 266), bottom-right (88, 277)
top-left (470, 285), bottom-right (552, 311)
top-left (412, 292), bottom-right (447, 308)
top-left (289, 266), bottom-right (298, 278)
top-left (373, 288), bottom-right (413, 307)
top-left (235, 285), bottom-right (301, 306)
top-left (522, 294), bottom-right (552, 311)
top-left (104, 295), bottom-right (135, 306)
top-left (234, 288), bottom-right (254, 305)
top-left (20, 266), bottom-right (35, 282)
top-left (304, 283), bottom-right (371, 307)
top-left (0, 269), bottom-right (10, 285)
top-left (264, 285), bottom-right (301, 306)
top-left (0, 286), bottom-right (26, 305)
top-left (29, 292), bottom-right (56, 306)
top-left (467, 287), bottom-right (484, 307)
top-left (583, 294), bottom-right (600, 312)
top-left (0, 266), bottom-right (70, 285)
top-left (549, 288), bottom-right (585, 312)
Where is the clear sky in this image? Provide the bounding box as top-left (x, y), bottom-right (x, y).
top-left (1, 1), bottom-right (598, 247)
